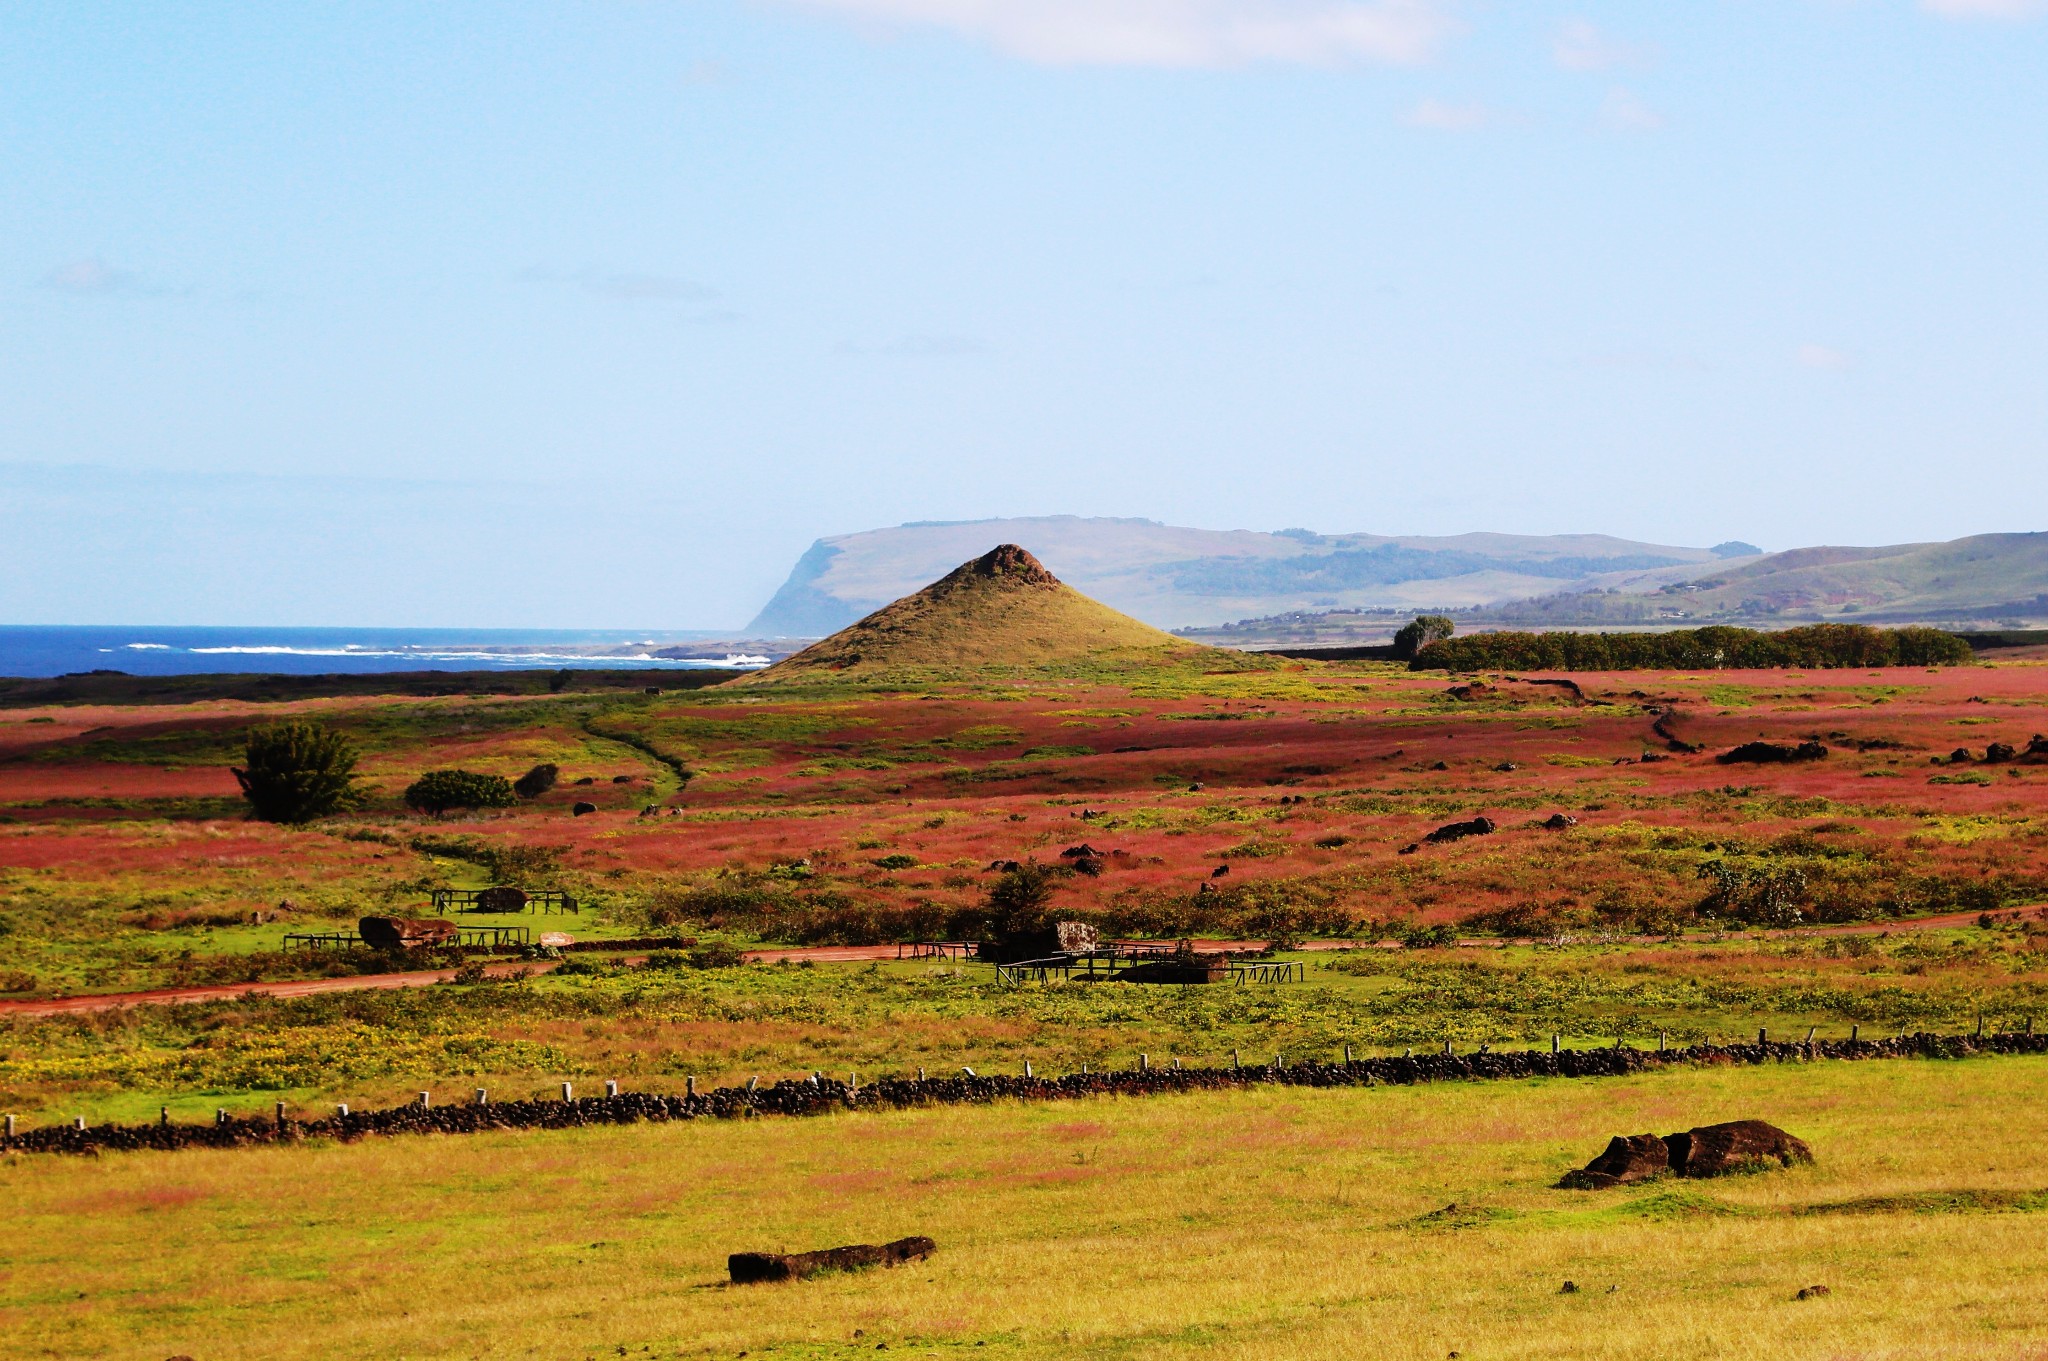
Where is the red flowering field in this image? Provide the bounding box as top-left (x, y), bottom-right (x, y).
top-left (1, 657), bottom-right (2045, 995)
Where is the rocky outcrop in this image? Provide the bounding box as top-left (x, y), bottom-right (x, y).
top-left (729, 1236), bottom-right (935, 1284)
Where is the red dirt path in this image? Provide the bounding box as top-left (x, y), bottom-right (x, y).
top-left (0, 913), bottom-right (2002, 1019)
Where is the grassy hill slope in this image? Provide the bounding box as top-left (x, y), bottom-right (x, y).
top-left (740, 543), bottom-right (1220, 684)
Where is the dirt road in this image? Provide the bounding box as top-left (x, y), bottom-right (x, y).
top-left (0, 912), bottom-right (2012, 1019)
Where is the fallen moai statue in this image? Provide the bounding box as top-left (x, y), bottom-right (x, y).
top-left (1717, 741), bottom-right (1828, 764)
top-left (358, 916), bottom-right (459, 951)
top-left (728, 1235), bottom-right (936, 1284)
top-left (1120, 943), bottom-right (1232, 984)
top-left (1423, 816), bottom-right (1497, 845)
top-left (1557, 1119), bottom-right (1813, 1189)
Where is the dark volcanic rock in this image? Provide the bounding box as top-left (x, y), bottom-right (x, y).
top-left (1718, 741), bottom-right (1828, 764)
top-left (1560, 1119), bottom-right (1811, 1189)
top-left (1665, 1119), bottom-right (1812, 1177)
top-left (729, 1235), bottom-right (935, 1284)
top-left (1556, 1133), bottom-right (1670, 1190)
top-left (1423, 816), bottom-right (1497, 845)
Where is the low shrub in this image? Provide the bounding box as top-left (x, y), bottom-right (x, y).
top-left (404, 770), bottom-right (516, 815)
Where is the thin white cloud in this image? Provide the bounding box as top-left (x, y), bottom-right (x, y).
top-left (1921, 0), bottom-right (2046, 18)
top-left (786, 0), bottom-right (1460, 68)
top-left (1402, 98), bottom-right (1490, 131)
top-left (1552, 19), bottom-right (1655, 72)
top-left (41, 258), bottom-right (148, 295)
top-left (1797, 343), bottom-right (1852, 370)
top-left (1598, 86), bottom-right (1664, 132)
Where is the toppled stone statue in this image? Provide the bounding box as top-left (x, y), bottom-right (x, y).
top-left (1423, 816), bottom-right (1497, 845)
top-left (728, 1235), bottom-right (935, 1284)
top-left (1718, 741), bottom-right (1828, 764)
top-left (1557, 1119), bottom-right (1812, 1189)
top-left (357, 916), bottom-right (459, 951)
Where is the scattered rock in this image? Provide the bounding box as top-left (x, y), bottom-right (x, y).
top-left (728, 1235), bottom-right (936, 1284)
top-left (1794, 1284), bottom-right (1831, 1300)
top-left (1423, 816), bottom-right (1497, 845)
top-left (1718, 741), bottom-right (1828, 764)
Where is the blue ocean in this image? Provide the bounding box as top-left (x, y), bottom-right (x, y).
top-left (0, 626), bottom-right (771, 679)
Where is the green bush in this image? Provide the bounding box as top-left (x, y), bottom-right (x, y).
top-left (1412, 623), bottom-right (1972, 672)
top-left (1393, 614), bottom-right (1456, 660)
top-left (403, 769), bottom-right (516, 815)
top-left (232, 721), bottom-right (362, 823)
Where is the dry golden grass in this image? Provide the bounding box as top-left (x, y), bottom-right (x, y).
top-left (5, 1057), bottom-right (2048, 1359)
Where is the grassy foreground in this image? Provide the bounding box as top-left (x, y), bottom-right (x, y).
top-left (5, 1056), bottom-right (2046, 1359)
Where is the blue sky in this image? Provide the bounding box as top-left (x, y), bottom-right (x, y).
top-left (3, 1), bottom-right (2044, 627)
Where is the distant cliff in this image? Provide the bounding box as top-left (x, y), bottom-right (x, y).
top-left (745, 515), bottom-right (1725, 636)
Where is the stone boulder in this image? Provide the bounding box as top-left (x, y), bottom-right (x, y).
top-left (473, 886), bottom-right (527, 914)
top-left (1557, 1119), bottom-right (1812, 1189)
top-left (728, 1235), bottom-right (935, 1284)
top-left (1423, 816), bottom-right (1497, 845)
top-left (1555, 1133), bottom-right (1670, 1190)
top-left (358, 916), bottom-right (459, 952)
top-left (1665, 1119), bottom-right (1812, 1177)
top-left (1718, 741), bottom-right (1828, 764)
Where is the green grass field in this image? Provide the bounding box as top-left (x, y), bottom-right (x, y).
top-left (4, 1055), bottom-right (2044, 1359)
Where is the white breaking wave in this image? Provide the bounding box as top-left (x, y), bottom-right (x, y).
top-left (170, 643), bottom-right (766, 668)
top-left (122, 643), bottom-right (174, 650)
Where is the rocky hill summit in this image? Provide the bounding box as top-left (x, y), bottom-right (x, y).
top-left (740, 544), bottom-right (1219, 684)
